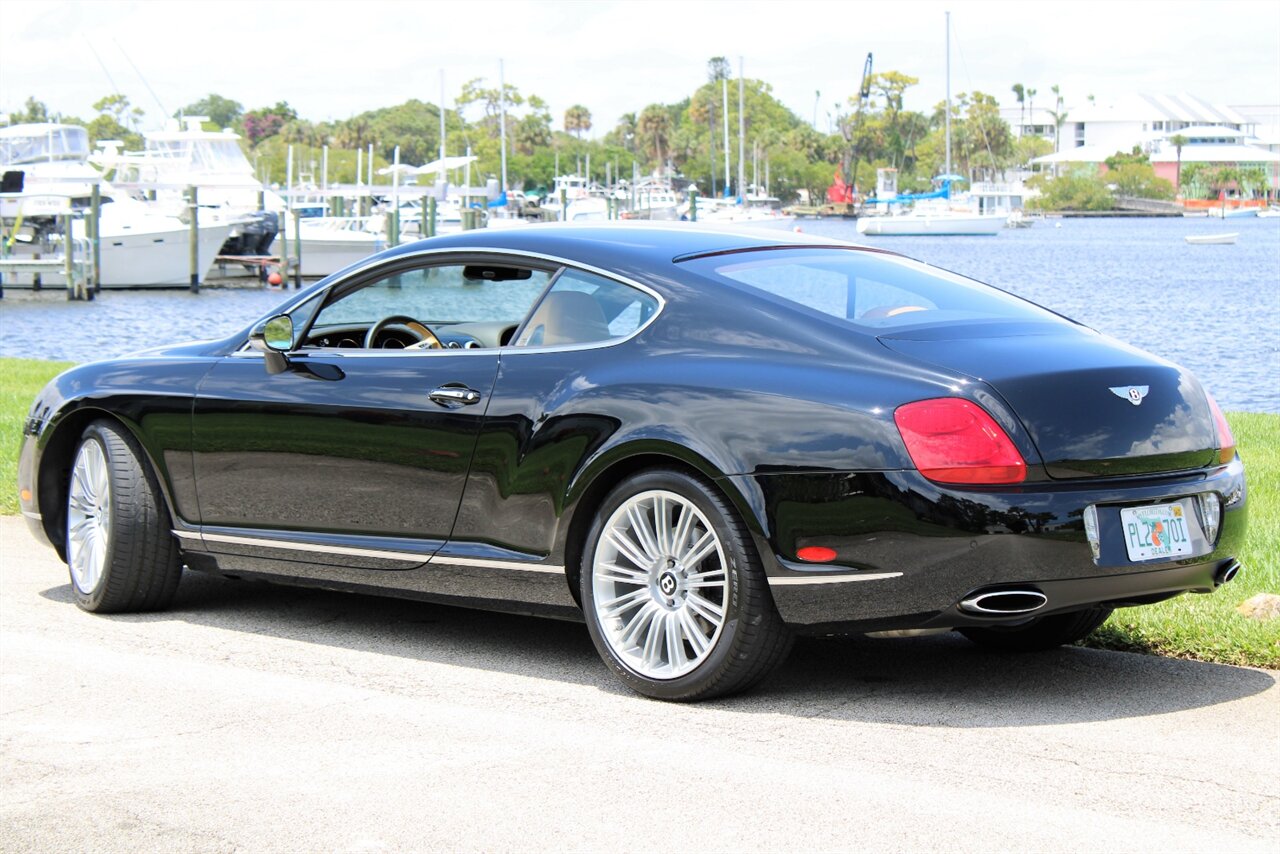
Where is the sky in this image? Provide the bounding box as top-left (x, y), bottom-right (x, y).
top-left (3, 0), bottom-right (1278, 143)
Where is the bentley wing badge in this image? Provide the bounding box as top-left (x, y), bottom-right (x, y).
top-left (1109, 385), bottom-right (1150, 406)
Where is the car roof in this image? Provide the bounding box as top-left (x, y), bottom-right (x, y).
top-left (380, 222), bottom-right (872, 271)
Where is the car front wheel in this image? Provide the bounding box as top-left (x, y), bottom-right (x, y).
top-left (581, 469), bottom-right (791, 701)
top-left (66, 420), bottom-right (182, 613)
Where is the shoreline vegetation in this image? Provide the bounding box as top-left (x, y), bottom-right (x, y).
top-left (1, 357), bottom-right (1275, 669)
top-left (11, 58), bottom-right (1272, 214)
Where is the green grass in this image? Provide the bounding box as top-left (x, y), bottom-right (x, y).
top-left (2, 356), bottom-right (1277, 668)
top-left (1084, 412), bottom-right (1280, 669)
top-left (1, 358), bottom-right (74, 515)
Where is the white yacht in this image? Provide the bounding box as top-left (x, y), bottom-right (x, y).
top-left (93, 117), bottom-right (284, 216)
top-left (1, 123), bottom-right (231, 288)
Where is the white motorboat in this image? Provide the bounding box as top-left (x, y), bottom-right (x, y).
top-left (697, 193), bottom-right (796, 226)
top-left (857, 203), bottom-right (1006, 236)
top-left (1208, 206), bottom-right (1258, 219)
top-left (630, 179), bottom-right (681, 221)
top-left (93, 117), bottom-right (284, 216)
top-left (1, 123), bottom-right (232, 288)
top-left (1184, 233), bottom-right (1238, 245)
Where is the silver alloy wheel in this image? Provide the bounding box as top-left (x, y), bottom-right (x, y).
top-left (592, 489), bottom-right (729, 679)
top-left (67, 438), bottom-right (111, 594)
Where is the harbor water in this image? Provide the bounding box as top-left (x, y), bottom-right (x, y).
top-left (1, 215), bottom-right (1277, 413)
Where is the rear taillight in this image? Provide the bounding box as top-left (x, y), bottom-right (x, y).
top-left (1206, 393), bottom-right (1236, 464)
top-left (893, 398), bottom-right (1027, 485)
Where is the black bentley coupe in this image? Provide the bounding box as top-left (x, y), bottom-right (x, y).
top-left (18, 224), bottom-right (1247, 700)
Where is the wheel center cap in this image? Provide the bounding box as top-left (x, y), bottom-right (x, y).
top-left (658, 571), bottom-right (679, 596)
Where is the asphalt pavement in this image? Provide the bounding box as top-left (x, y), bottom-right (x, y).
top-left (2, 515), bottom-right (1277, 852)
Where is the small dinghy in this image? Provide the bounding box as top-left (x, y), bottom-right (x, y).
top-left (1184, 233), bottom-right (1238, 245)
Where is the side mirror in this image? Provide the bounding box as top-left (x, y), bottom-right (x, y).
top-left (249, 314), bottom-right (295, 374)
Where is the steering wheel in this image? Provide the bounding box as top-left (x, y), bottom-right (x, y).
top-left (364, 315), bottom-right (443, 349)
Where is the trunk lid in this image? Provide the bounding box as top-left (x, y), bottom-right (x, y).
top-left (879, 323), bottom-right (1218, 479)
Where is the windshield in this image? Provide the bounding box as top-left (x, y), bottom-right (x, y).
top-left (679, 247), bottom-right (1067, 331)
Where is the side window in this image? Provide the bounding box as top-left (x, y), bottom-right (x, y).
top-left (303, 262), bottom-right (551, 349)
top-left (513, 269), bottom-right (658, 347)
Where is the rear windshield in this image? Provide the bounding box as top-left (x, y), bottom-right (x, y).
top-left (678, 248), bottom-right (1064, 330)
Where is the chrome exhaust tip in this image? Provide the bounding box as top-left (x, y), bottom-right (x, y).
top-left (1215, 560), bottom-right (1242, 587)
top-left (959, 589), bottom-right (1048, 615)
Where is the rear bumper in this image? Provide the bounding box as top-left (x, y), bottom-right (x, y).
top-left (737, 458), bottom-right (1248, 633)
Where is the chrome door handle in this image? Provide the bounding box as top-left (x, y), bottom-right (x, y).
top-left (429, 385), bottom-right (482, 406)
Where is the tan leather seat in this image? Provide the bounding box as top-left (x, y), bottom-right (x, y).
top-left (518, 291), bottom-right (610, 346)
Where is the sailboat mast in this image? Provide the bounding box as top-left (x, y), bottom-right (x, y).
top-left (944, 10), bottom-right (952, 180)
top-left (499, 59), bottom-right (508, 193)
top-left (722, 77), bottom-right (730, 198)
top-left (738, 56), bottom-right (746, 202)
top-left (439, 70), bottom-right (447, 165)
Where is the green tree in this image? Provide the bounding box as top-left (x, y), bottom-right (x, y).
top-left (514, 95), bottom-right (552, 156)
top-left (1047, 84), bottom-right (1068, 174)
top-left (871, 71), bottom-right (920, 171)
top-left (86, 94), bottom-right (143, 149)
top-left (1105, 163), bottom-right (1174, 200)
top-left (457, 77), bottom-right (524, 140)
top-left (564, 104), bottom-right (592, 139)
top-left (1167, 134), bottom-right (1188, 193)
top-left (707, 57), bottom-right (731, 82)
top-left (241, 101), bottom-right (297, 145)
top-left (8, 96), bottom-right (50, 125)
top-left (1237, 165), bottom-right (1267, 198)
top-left (175, 94), bottom-right (243, 129)
top-left (1011, 83), bottom-right (1025, 131)
top-left (638, 104), bottom-right (672, 167)
top-left (606, 112), bottom-right (638, 154)
top-left (1027, 165), bottom-right (1113, 211)
top-left (1179, 162), bottom-right (1208, 198)
top-left (1013, 134), bottom-right (1053, 167)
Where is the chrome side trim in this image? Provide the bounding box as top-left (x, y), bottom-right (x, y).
top-left (177, 530), bottom-right (565, 574)
top-left (769, 572), bottom-right (903, 586)
top-left (22, 510), bottom-right (43, 521)
top-left (431, 555), bottom-right (566, 575)
top-left (198, 532), bottom-right (428, 562)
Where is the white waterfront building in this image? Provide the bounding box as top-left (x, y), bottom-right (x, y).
top-left (1003, 94), bottom-right (1280, 193)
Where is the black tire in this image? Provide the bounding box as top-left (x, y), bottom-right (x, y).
top-left (958, 607), bottom-right (1113, 652)
top-left (581, 468), bottom-right (792, 701)
top-left (65, 420), bottom-right (182, 613)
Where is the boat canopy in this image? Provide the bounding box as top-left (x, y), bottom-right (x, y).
top-left (0, 124), bottom-right (90, 167)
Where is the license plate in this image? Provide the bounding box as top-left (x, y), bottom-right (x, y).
top-left (1121, 501), bottom-right (1194, 561)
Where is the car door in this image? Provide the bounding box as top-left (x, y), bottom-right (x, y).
top-left (190, 254), bottom-right (553, 567)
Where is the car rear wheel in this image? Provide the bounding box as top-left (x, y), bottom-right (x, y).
top-left (581, 469), bottom-right (792, 701)
top-left (958, 607), bottom-right (1113, 652)
top-left (66, 420), bottom-right (182, 613)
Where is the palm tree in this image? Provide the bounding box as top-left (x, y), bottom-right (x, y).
top-left (564, 104), bottom-right (592, 140)
top-left (611, 112), bottom-right (638, 154)
top-left (637, 105), bottom-right (671, 169)
top-left (1168, 134), bottom-right (1189, 194)
top-left (1047, 85), bottom-right (1068, 176)
top-left (1026, 87), bottom-right (1037, 134)
top-left (1011, 83), bottom-right (1025, 133)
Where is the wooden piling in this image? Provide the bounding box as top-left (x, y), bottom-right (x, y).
top-left (90, 182), bottom-right (101, 291)
top-left (292, 209), bottom-right (302, 288)
top-left (690, 189), bottom-right (698, 222)
top-left (428, 197), bottom-right (437, 237)
top-left (188, 185), bottom-right (199, 293)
